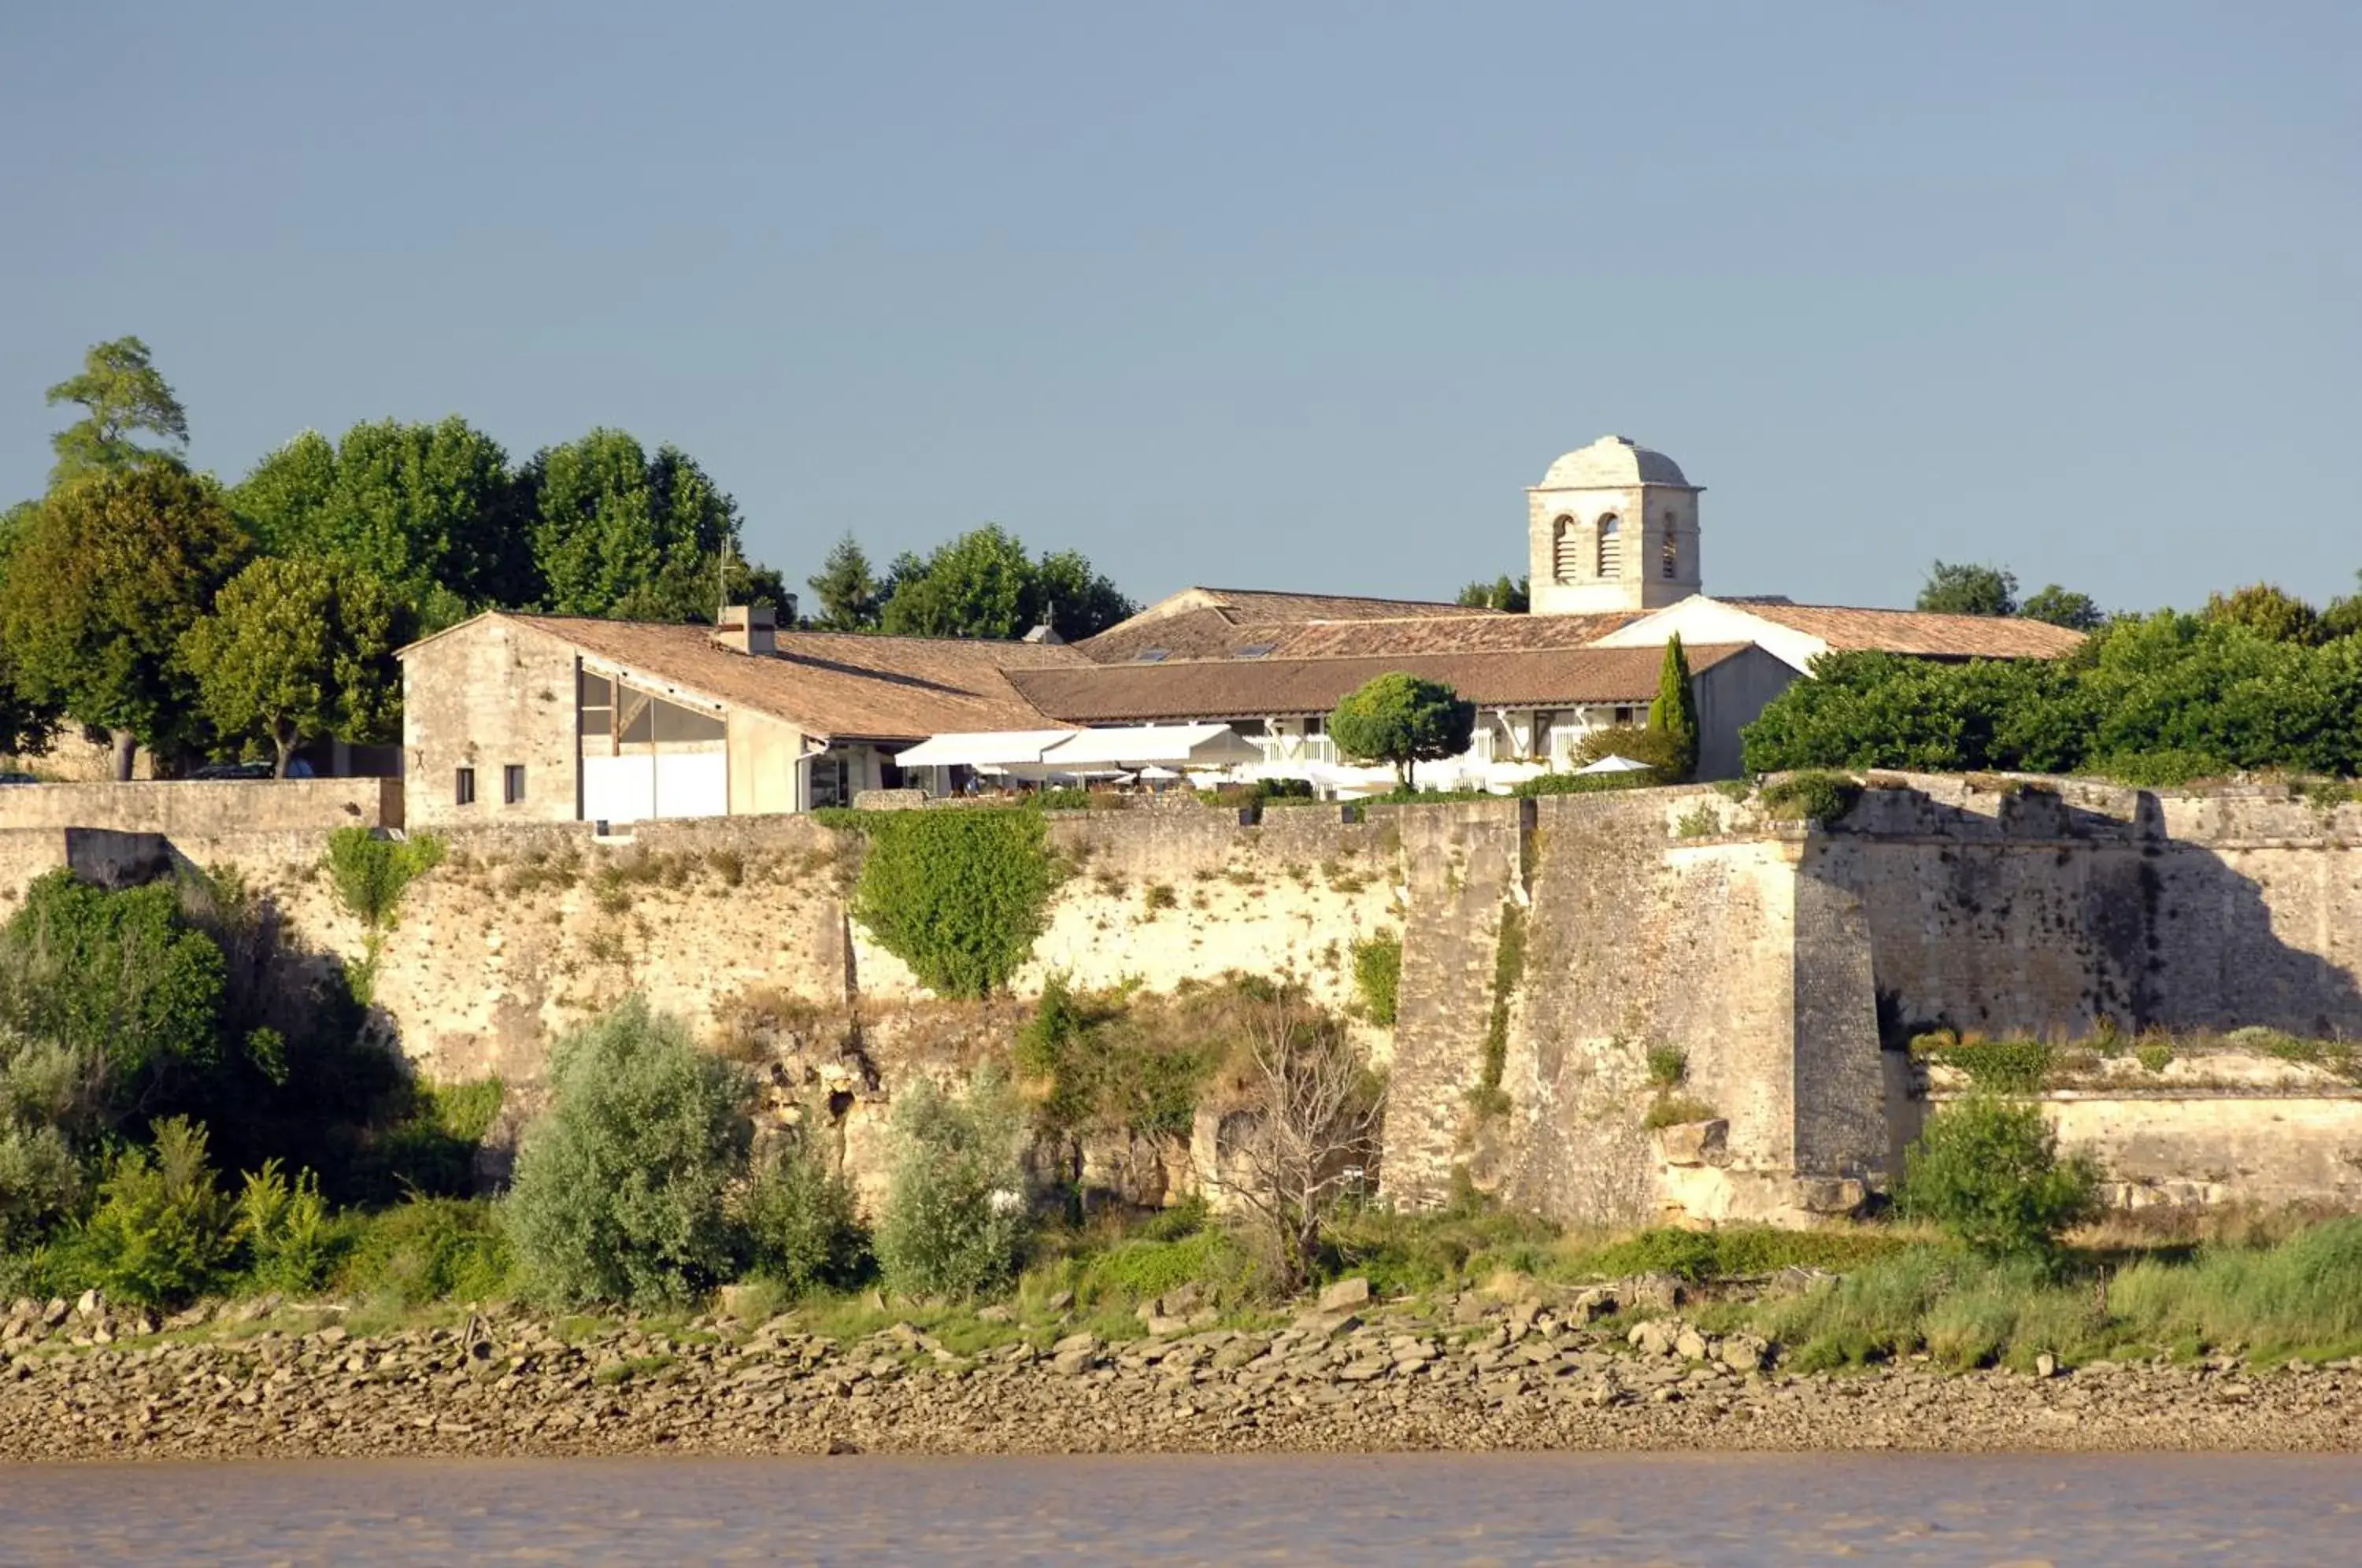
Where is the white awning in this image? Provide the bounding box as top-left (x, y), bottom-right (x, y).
top-left (1574, 753), bottom-right (1657, 775)
top-left (1038, 724), bottom-right (1265, 770)
top-left (893, 729), bottom-right (1079, 768)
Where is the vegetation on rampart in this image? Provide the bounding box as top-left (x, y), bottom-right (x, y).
top-left (1349, 934), bottom-right (1401, 1026)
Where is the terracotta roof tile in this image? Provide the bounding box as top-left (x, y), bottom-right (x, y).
top-left (1013, 644), bottom-right (1752, 723)
top-left (1724, 600), bottom-right (2087, 659)
top-left (495, 615), bottom-right (1087, 742)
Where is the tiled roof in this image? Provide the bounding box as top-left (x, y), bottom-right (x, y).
top-left (1076, 586), bottom-right (1500, 664)
top-left (491, 615), bottom-right (1087, 742)
top-left (1723, 600), bottom-right (2088, 659)
top-left (1184, 586), bottom-right (1498, 621)
top-left (1013, 644), bottom-right (1753, 723)
top-left (1269, 613), bottom-right (1641, 658)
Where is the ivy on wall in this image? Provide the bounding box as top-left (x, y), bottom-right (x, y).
top-left (850, 809), bottom-right (1061, 997)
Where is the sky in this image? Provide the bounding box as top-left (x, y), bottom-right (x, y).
top-left (2, 1), bottom-right (2356, 616)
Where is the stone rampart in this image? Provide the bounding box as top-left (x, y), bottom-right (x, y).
top-left (0, 778), bottom-right (400, 835)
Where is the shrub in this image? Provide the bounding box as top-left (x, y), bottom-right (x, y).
top-left (852, 810), bottom-right (1061, 997)
top-left (1760, 771), bottom-right (1864, 827)
top-left (235, 1159), bottom-right (337, 1293)
top-left (1513, 767), bottom-right (1656, 797)
top-left (0, 872), bottom-right (227, 1100)
top-left (1077, 1227), bottom-right (1253, 1308)
top-left (1349, 934), bottom-right (1402, 1026)
top-left (323, 827), bottom-right (446, 930)
top-left (1642, 1094), bottom-right (1720, 1130)
top-left (1898, 1095), bottom-right (2101, 1259)
top-left (875, 1074), bottom-right (1027, 1300)
top-left (503, 998), bottom-right (753, 1307)
top-left (339, 1196), bottom-right (513, 1306)
top-left (1645, 1044), bottom-right (1688, 1089)
top-left (1914, 1034), bottom-right (2053, 1093)
top-left (1142, 883), bottom-right (1179, 912)
top-left (0, 1118), bottom-right (80, 1252)
top-left (2135, 1041), bottom-right (2174, 1074)
top-left (76, 1116), bottom-right (235, 1306)
top-left (740, 1137), bottom-right (867, 1296)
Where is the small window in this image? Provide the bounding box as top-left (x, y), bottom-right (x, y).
top-left (1234, 642), bottom-right (1276, 660)
top-left (1133, 648), bottom-right (1170, 664)
top-left (1596, 515), bottom-right (1622, 579)
top-left (1614, 705), bottom-right (1636, 726)
top-left (503, 764), bottom-right (526, 804)
top-left (454, 767), bottom-right (476, 806)
top-left (1661, 531), bottom-right (1679, 579)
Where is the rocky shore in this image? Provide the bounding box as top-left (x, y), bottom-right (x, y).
top-left (4, 1281), bottom-right (2355, 1462)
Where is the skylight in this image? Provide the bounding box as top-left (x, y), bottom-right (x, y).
top-left (1234, 643), bottom-right (1277, 660)
top-left (1133, 649), bottom-right (1170, 664)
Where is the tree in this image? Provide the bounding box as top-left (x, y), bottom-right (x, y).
top-left (1917, 560), bottom-right (2019, 618)
top-left (503, 998), bottom-right (753, 1307)
top-left (1329, 672), bottom-right (1475, 787)
top-left (523, 430), bottom-right (753, 623)
top-left (1646, 633), bottom-right (1700, 782)
top-left (2020, 584), bottom-right (2105, 632)
top-left (1223, 993), bottom-right (1385, 1292)
top-left (1898, 1093), bottom-right (2101, 1260)
top-left (0, 467), bottom-right (252, 777)
top-left (1455, 575), bottom-right (1530, 612)
top-left (805, 534), bottom-right (883, 631)
top-left (45, 336), bottom-right (190, 484)
top-left (2204, 582), bottom-right (2323, 645)
top-left (879, 525), bottom-right (1136, 641)
top-left (233, 418), bottom-right (533, 626)
top-left (874, 1074), bottom-right (1027, 1300)
top-left (180, 557), bottom-right (411, 775)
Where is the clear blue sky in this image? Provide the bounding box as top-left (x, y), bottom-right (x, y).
top-left (3, 2), bottom-right (2355, 614)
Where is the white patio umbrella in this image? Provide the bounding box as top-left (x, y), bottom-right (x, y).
top-left (1573, 754), bottom-right (1656, 775)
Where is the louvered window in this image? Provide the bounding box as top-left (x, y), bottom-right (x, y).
top-left (1596, 516), bottom-right (1621, 579)
top-left (1551, 517), bottom-right (1579, 583)
top-left (1662, 534), bottom-right (1679, 579)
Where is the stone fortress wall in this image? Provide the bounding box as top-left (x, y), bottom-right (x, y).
top-left (0, 775), bottom-right (2357, 1225)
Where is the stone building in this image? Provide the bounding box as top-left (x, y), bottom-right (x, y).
top-left (392, 435), bottom-right (2086, 826)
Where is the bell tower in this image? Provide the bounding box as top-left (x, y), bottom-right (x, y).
top-left (1526, 435), bottom-right (1702, 616)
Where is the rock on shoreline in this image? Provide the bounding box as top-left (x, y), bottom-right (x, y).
top-left (2, 1288), bottom-right (2354, 1463)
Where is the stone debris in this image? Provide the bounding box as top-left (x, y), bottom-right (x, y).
top-left (0, 1292), bottom-right (2352, 1462)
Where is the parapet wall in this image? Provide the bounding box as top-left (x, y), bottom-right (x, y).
top-left (0, 778), bottom-right (400, 836)
top-left (2, 776), bottom-right (2360, 1222)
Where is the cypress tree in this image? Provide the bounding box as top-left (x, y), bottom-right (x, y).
top-left (1646, 633), bottom-right (1701, 782)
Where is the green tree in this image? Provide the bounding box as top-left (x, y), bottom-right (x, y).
top-left (180, 557), bottom-right (411, 775)
top-left (1646, 633), bottom-right (1701, 782)
top-left (805, 533), bottom-right (883, 631)
top-left (874, 1074), bottom-right (1027, 1300)
top-left (2204, 582), bottom-right (2323, 645)
top-left (1455, 575), bottom-right (1530, 612)
top-left (0, 873), bottom-right (228, 1113)
top-left (879, 526), bottom-right (1135, 641)
top-left (1329, 672), bottom-right (1475, 787)
top-left (0, 467), bottom-right (252, 776)
top-left (523, 431), bottom-right (751, 622)
top-left (2020, 584), bottom-right (2105, 632)
top-left (45, 336), bottom-right (190, 484)
top-left (1917, 560), bottom-right (2019, 618)
top-left (502, 998), bottom-right (753, 1307)
top-left (850, 812), bottom-right (1061, 998)
top-left (2323, 573), bottom-right (2362, 642)
top-left (233, 418), bottom-right (533, 626)
top-left (1898, 1094), bottom-right (2101, 1260)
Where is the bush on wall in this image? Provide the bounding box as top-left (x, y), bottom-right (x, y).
top-left (850, 810), bottom-right (1061, 998)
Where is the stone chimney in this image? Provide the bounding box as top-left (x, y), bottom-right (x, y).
top-left (713, 603), bottom-right (778, 655)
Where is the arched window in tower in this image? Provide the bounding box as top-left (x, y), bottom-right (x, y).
top-left (1662, 510), bottom-right (1679, 579)
top-left (1552, 516), bottom-right (1579, 584)
top-left (1595, 515), bottom-right (1621, 579)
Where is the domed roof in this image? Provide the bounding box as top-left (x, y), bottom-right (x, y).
top-left (1537, 435), bottom-right (1690, 490)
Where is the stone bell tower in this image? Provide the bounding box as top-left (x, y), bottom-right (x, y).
top-left (1526, 435), bottom-right (1703, 617)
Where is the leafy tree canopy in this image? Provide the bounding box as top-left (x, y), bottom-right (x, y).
top-left (2020, 584), bottom-right (2106, 632)
top-left (1916, 560), bottom-right (2019, 618)
top-left (0, 467), bottom-right (252, 774)
top-left (1456, 575), bottom-right (1530, 612)
top-left (2204, 582), bottom-right (2323, 646)
top-left (878, 525), bottom-right (1135, 641)
top-left (805, 533), bottom-right (883, 631)
top-left (524, 431), bottom-right (755, 623)
top-left (180, 557), bottom-right (413, 774)
top-left (45, 336), bottom-right (190, 485)
top-left (231, 418), bottom-right (531, 625)
top-left (1330, 672), bottom-right (1476, 787)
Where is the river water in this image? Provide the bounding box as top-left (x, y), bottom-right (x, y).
top-left (1, 1453), bottom-right (2356, 1564)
